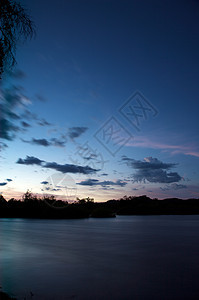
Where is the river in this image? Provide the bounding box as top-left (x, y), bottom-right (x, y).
top-left (1, 215), bottom-right (199, 299)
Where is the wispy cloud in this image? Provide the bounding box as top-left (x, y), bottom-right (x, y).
top-left (17, 156), bottom-right (44, 166)
top-left (37, 119), bottom-right (52, 127)
top-left (7, 69), bottom-right (26, 79)
top-left (41, 187), bottom-right (61, 192)
top-left (21, 110), bottom-right (52, 127)
top-left (122, 156), bottom-right (182, 183)
top-left (50, 138), bottom-right (66, 147)
top-left (40, 181), bottom-right (49, 185)
top-left (122, 156), bottom-right (177, 170)
top-left (21, 121), bottom-right (31, 128)
top-left (17, 156), bottom-right (99, 174)
top-left (0, 85), bottom-right (27, 141)
top-left (77, 179), bottom-right (127, 187)
top-left (20, 126), bottom-right (88, 148)
top-left (44, 162), bottom-right (98, 174)
top-left (126, 136), bottom-right (199, 158)
top-left (35, 94), bottom-right (47, 102)
top-left (21, 137), bottom-right (67, 147)
top-left (21, 109), bottom-right (37, 121)
top-left (68, 127), bottom-right (88, 139)
top-left (0, 82), bottom-right (52, 150)
top-left (22, 138), bottom-right (51, 147)
top-left (0, 178), bottom-right (13, 186)
top-left (0, 142), bottom-right (8, 151)
top-left (0, 117), bottom-right (20, 140)
top-left (160, 183), bottom-right (187, 191)
top-left (83, 154), bottom-right (98, 160)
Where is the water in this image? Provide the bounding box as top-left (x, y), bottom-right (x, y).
top-left (1, 215), bottom-right (199, 299)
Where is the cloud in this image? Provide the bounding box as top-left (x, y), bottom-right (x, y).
top-left (122, 156), bottom-right (182, 183)
top-left (1, 85), bottom-right (30, 108)
top-left (41, 181), bottom-right (49, 185)
top-left (37, 119), bottom-right (51, 126)
top-left (126, 136), bottom-right (199, 158)
top-left (77, 179), bottom-right (127, 187)
top-left (133, 169), bottom-right (182, 184)
top-left (21, 110), bottom-right (51, 127)
top-left (0, 82), bottom-right (53, 152)
top-left (0, 142), bottom-right (8, 151)
top-left (7, 111), bottom-right (20, 120)
top-left (17, 156), bottom-right (44, 165)
top-left (171, 183), bottom-right (187, 190)
top-left (41, 187), bottom-right (51, 191)
top-left (100, 187), bottom-right (115, 190)
top-left (0, 117), bottom-right (20, 140)
top-left (21, 121), bottom-right (31, 128)
top-left (35, 94), bottom-right (47, 102)
top-left (77, 179), bottom-right (99, 186)
top-left (83, 154), bottom-right (98, 160)
top-left (160, 183), bottom-right (187, 191)
top-left (0, 85), bottom-right (32, 144)
top-left (49, 138), bottom-right (66, 147)
top-left (21, 109), bottom-right (38, 121)
top-left (122, 156), bottom-right (176, 170)
top-left (68, 127), bottom-right (88, 139)
top-left (132, 185), bottom-right (145, 191)
top-left (41, 186), bottom-right (61, 192)
top-left (43, 162), bottom-right (98, 174)
top-left (0, 178), bottom-right (13, 186)
top-left (8, 69), bottom-right (26, 79)
top-left (16, 156), bottom-right (99, 174)
top-left (102, 180), bottom-right (127, 187)
top-left (22, 137), bottom-right (66, 147)
top-left (20, 118), bottom-right (92, 150)
top-left (23, 138), bottom-right (51, 147)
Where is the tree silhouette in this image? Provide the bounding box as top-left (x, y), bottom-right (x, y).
top-left (0, 0), bottom-right (35, 78)
top-left (22, 189), bottom-right (34, 202)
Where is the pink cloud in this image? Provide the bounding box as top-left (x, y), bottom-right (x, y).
top-left (126, 136), bottom-right (199, 158)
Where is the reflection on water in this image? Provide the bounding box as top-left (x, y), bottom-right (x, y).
top-left (1, 216), bottom-right (199, 299)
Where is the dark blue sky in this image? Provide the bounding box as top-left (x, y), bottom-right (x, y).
top-left (1, 0), bottom-right (199, 201)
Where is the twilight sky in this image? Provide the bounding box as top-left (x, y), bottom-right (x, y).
top-left (0, 0), bottom-right (199, 201)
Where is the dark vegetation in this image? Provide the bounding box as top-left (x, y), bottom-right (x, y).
top-left (0, 0), bottom-right (35, 78)
top-left (0, 290), bottom-right (16, 300)
top-left (1, 192), bottom-right (199, 219)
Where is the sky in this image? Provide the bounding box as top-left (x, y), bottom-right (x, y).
top-left (0, 0), bottom-right (199, 202)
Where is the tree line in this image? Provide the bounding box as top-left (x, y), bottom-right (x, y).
top-left (1, 192), bottom-right (199, 219)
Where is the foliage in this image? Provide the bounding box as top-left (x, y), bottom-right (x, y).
top-left (0, 193), bottom-right (199, 218)
top-left (77, 197), bottom-right (94, 204)
top-left (0, 0), bottom-right (35, 77)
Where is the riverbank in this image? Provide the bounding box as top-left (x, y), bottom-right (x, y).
top-left (1, 195), bottom-right (199, 219)
top-left (0, 291), bottom-right (16, 300)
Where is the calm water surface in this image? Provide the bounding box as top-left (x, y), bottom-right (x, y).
top-left (1, 215), bottom-right (199, 299)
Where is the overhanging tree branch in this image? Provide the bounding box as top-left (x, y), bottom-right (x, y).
top-left (0, 0), bottom-right (35, 78)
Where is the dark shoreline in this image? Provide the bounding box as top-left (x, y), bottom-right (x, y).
top-left (0, 291), bottom-right (16, 300)
top-left (1, 195), bottom-right (199, 219)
